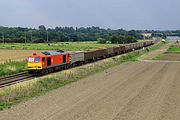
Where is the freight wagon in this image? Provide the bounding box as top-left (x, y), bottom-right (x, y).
top-left (113, 46), bottom-right (126, 55)
top-left (105, 47), bottom-right (115, 57)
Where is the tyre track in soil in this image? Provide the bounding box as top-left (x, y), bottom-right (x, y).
top-left (46, 62), bottom-right (162, 120)
top-left (113, 62), bottom-right (179, 120)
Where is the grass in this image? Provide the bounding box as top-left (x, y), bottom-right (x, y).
top-left (149, 41), bottom-right (166, 51)
top-left (167, 47), bottom-right (180, 52)
top-left (0, 61), bottom-right (26, 76)
top-left (0, 41), bottom-right (165, 110)
top-left (0, 42), bottom-right (119, 51)
top-left (153, 55), bottom-right (163, 60)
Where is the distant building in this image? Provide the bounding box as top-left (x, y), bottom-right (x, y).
top-left (166, 36), bottom-right (180, 40)
top-left (142, 33), bottom-right (152, 37)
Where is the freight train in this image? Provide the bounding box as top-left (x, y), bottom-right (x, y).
top-left (27, 40), bottom-right (157, 74)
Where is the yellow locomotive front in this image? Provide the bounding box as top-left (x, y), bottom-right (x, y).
top-left (27, 53), bottom-right (43, 74)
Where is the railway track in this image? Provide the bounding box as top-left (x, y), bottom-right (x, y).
top-left (0, 72), bottom-right (35, 88)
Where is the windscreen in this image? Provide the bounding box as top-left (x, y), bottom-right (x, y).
top-left (28, 57), bottom-right (35, 62)
top-left (28, 57), bottom-right (41, 62)
top-left (35, 57), bottom-right (41, 62)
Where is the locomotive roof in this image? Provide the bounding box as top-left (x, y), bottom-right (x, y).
top-left (41, 50), bottom-right (66, 56)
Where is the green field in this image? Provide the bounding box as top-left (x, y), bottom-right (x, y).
top-left (167, 47), bottom-right (180, 52)
top-left (0, 42), bottom-right (119, 51)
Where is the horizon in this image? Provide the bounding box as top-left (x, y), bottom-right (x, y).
top-left (0, 25), bottom-right (179, 31)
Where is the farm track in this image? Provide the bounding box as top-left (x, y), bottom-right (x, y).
top-left (0, 72), bottom-right (34, 88)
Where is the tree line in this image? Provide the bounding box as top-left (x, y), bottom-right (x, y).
top-left (97, 36), bottom-right (137, 44)
top-left (0, 25), bottom-right (179, 43)
top-left (0, 25), bottom-right (146, 43)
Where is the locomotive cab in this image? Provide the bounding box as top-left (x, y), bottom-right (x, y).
top-left (27, 53), bottom-right (45, 74)
top-left (27, 51), bottom-right (71, 75)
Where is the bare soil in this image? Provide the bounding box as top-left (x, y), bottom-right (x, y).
top-left (0, 50), bottom-right (44, 63)
top-left (156, 52), bottom-right (180, 61)
top-left (171, 43), bottom-right (180, 48)
top-left (0, 60), bottom-right (180, 120)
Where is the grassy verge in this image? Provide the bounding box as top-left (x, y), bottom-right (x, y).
top-left (153, 55), bottom-right (164, 60)
top-left (0, 61), bottom-right (26, 76)
top-left (167, 47), bottom-right (180, 52)
top-left (0, 42), bottom-right (165, 110)
top-left (149, 41), bottom-right (167, 51)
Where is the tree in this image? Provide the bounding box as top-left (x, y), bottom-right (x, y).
top-left (110, 36), bottom-right (137, 44)
top-left (97, 38), bottom-right (107, 44)
top-left (38, 25), bottom-right (46, 31)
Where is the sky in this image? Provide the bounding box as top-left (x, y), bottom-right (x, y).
top-left (0, 0), bottom-right (179, 30)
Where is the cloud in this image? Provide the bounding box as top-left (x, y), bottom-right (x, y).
top-left (0, 0), bottom-right (180, 29)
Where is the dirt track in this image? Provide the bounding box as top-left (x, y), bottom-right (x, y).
top-left (1, 42), bottom-right (180, 120)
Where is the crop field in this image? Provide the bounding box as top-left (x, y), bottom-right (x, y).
top-left (153, 43), bottom-right (180, 61)
top-left (0, 42), bottom-right (119, 51)
top-left (167, 47), bottom-right (180, 52)
top-left (0, 49), bottom-right (44, 63)
top-left (167, 43), bottom-right (180, 52)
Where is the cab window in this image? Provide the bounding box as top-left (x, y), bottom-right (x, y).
top-left (28, 58), bottom-right (35, 62)
top-left (35, 57), bottom-right (41, 62)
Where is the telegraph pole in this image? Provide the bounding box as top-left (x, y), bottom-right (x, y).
top-left (2, 32), bottom-right (4, 44)
top-left (30, 31), bottom-right (32, 42)
top-left (25, 32), bottom-right (27, 44)
top-left (47, 31), bottom-right (49, 43)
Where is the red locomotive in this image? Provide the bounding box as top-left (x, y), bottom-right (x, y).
top-left (28, 50), bottom-right (70, 74)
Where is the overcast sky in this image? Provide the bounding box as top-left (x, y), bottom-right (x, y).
top-left (0, 0), bottom-right (179, 30)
